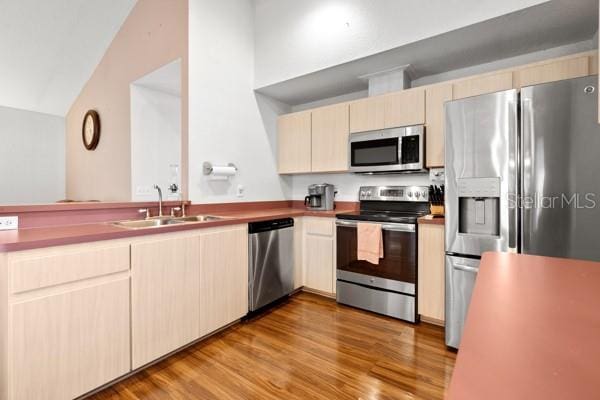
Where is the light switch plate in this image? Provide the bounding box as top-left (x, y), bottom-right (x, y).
top-left (0, 216), bottom-right (18, 230)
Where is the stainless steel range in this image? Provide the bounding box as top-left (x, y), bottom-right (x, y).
top-left (335, 186), bottom-right (430, 322)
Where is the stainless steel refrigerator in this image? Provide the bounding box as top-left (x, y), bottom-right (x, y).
top-left (444, 75), bottom-right (600, 349)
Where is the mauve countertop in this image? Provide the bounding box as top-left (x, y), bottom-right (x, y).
top-left (447, 252), bottom-right (600, 400)
top-left (0, 207), bottom-right (348, 252)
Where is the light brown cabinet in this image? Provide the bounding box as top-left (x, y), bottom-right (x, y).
top-left (513, 56), bottom-right (590, 88)
top-left (349, 95), bottom-right (385, 133)
top-left (425, 84), bottom-right (453, 167)
top-left (349, 89), bottom-right (426, 134)
top-left (4, 242), bottom-right (131, 400)
top-left (311, 103), bottom-right (350, 172)
top-left (384, 88), bottom-right (425, 128)
top-left (198, 225), bottom-right (248, 337)
top-left (277, 111), bottom-right (311, 173)
top-left (131, 232), bottom-right (201, 369)
top-left (293, 217), bottom-right (304, 289)
top-left (452, 71), bottom-right (513, 100)
top-left (303, 217), bottom-right (335, 295)
top-left (418, 223), bottom-right (445, 325)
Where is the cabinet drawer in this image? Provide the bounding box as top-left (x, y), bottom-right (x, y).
top-left (9, 242), bottom-right (130, 294)
top-left (304, 217), bottom-right (334, 236)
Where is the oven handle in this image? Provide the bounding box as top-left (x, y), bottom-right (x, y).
top-left (335, 219), bottom-right (415, 233)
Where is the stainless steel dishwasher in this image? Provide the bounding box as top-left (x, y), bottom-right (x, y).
top-left (248, 218), bottom-right (294, 312)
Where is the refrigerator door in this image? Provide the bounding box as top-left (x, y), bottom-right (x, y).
top-left (445, 90), bottom-right (519, 256)
top-left (521, 75), bottom-right (600, 261)
top-left (445, 255), bottom-right (480, 348)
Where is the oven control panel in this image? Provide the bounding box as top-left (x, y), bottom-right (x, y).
top-left (359, 186), bottom-right (429, 202)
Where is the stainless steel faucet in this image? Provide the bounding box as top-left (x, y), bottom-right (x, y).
top-left (153, 184), bottom-right (163, 217)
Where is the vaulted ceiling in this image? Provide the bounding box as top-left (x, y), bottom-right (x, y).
top-left (0, 0), bottom-right (136, 116)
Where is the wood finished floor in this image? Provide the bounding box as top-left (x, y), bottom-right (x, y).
top-left (89, 292), bottom-right (456, 400)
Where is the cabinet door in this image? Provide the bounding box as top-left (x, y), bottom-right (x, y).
top-left (384, 89), bottom-right (425, 128)
top-left (425, 84), bottom-right (453, 167)
top-left (293, 217), bottom-right (304, 289)
top-left (418, 224), bottom-right (445, 323)
top-left (278, 111), bottom-right (311, 173)
top-left (11, 278), bottom-right (130, 400)
top-left (349, 96), bottom-right (385, 133)
top-left (311, 103), bottom-right (349, 172)
top-left (513, 56), bottom-right (589, 88)
top-left (199, 225), bottom-right (248, 337)
top-left (452, 72), bottom-right (513, 100)
top-left (131, 234), bottom-right (201, 369)
top-left (304, 234), bottom-right (334, 293)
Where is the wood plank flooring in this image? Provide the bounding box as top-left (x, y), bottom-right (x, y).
top-left (89, 292), bottom-right (456, 400)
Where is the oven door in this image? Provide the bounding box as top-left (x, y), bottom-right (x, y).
top-left (349, 129), bottom-right (402, 173)
top-left (335, 219), bottom-right (417, 294)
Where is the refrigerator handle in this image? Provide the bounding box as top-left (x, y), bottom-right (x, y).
top-left (507, 94), bottom-right (519, 252)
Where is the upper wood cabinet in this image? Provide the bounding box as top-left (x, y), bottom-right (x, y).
top-left (349, 96), bottom-right (385, 133)
top-left (513, 56), bottom-right (590, 88)
top-left (131, 233), bottom-right (201, 369)
top-left (418, 223), bottom-right (445, 324)
top-left (384, 88), bottom-right (425, 128)
top-left (199, 225), bottom-right (248, 337)
top-left (425, 84), bottom-right (453, 168)
top-left (349, 89), bottom-right (425, 133)
top-left (277, 111), bottom-right (311, 174)
top-left (452, 71), bottom-right (513, 100)
top-left (311, 103), bottom-right (350, 172)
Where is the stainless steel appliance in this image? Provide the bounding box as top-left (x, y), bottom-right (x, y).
top-left (304, 183), bottom-right (336, 211)
top-left (248, 218), bottom-right (294, 312)
top-left (336, 186), bottom-right (430, 322)
top-left (444, 75), bottom-right (600, 348)
top-left (348, 125), bottom-right (426, 173)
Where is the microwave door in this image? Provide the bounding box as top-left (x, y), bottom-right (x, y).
top-left (350, 137), bottom-right (399, 172)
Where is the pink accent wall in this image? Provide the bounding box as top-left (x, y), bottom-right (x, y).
top-left (65, 0), bottom-right (189, 202)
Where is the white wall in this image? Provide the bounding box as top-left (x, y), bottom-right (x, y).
top-left (0, 106), bottom-right (65, 204)
top-left (254, 0), bottom-right (548, 88)
top-left (130, 85), bottom-right (181, 201)
top-left (188, 0), bottom-right (291, 203)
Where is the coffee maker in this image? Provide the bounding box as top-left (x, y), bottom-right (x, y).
top-left (304, 184), bottom-right (336, 211)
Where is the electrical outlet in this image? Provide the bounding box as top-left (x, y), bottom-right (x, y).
top-left (0, 216), bottom-right (18, 231)
top-left (236, 184), bottom-right (245, 197)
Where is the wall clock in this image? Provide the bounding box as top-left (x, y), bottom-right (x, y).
top-left (82, 110), bottom-right (100, 150)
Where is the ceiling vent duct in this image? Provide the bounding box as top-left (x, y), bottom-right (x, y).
top-left (359, 65), bottom-right (413, 97)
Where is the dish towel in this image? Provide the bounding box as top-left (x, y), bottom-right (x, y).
top-left (357, 222), bottom-right (384, 265)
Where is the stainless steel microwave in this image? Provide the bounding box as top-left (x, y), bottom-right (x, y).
top-left (348, 125), bottom-right (426, 173)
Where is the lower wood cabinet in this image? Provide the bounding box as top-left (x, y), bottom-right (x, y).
top-left (198, 225), bottom-right (248, 337)
top-left (303, 217), bottom-right (335, 295)
top-left (2, 240), bottom-right (132, 400)
top-left (131, 225), bottom-right (249, 367)
top-left (131, 232), bottom-right (201, 369)
top-left (10, 278), bottom-right (130, 400)
top-left (293, 217), bottom-right (304, 289)
top-left (418, 223), bottom-right (445, 325)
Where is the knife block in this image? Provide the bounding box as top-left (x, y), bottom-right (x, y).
top-left (429, 204), bottom-right (445, 217)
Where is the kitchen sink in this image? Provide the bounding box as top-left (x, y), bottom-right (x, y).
top-left (173, 215), bottom-right (227, 223)
top-left (111, 215), bottom-right (228, 229)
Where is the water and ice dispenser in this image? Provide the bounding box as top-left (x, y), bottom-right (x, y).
top-left (457, 178), bottom-right (501, 236)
